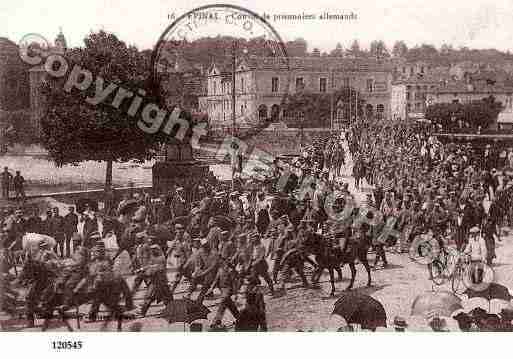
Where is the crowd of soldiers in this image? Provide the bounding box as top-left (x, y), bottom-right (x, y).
top-left (3, 119), bottom-right (513, 331)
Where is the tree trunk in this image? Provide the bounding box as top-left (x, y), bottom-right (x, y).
top-left (105, 159), bottom-right (113, 190)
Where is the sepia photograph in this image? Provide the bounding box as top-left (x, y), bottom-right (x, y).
top-left (2, 1), bottom-right (513, 348)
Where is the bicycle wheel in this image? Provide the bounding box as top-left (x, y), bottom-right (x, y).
top-left (451, 266), bottom-right (466, 294)
top-left (430, 260), bottom-right (446, 285)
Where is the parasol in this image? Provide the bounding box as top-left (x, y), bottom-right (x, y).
top-left (411, 291), bottom-right (462, 317)
top-left (332, 292), bottom-right (387, 330)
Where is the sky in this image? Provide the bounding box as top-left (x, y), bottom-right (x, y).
top-left (2, 0), bottom-right (513, 53)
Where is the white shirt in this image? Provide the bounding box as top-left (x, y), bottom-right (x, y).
top-left (464, 236), bottom-right (487, 262)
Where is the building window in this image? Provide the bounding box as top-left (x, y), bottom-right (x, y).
top-left (240, 78), bottom-right (244, 93)
top-left (271, 77), bottom-right (279, 92)
top-left (421, 66), bottom-right (425, 73)
top-left (377, 104), bottom-right (385, 119)
top-left (343, 77), bottom-right (350, 88)
top-left (296, 77), bottom-right (304, 91)
top-left (402, 67), bottom-right (406, 73)
top-left (406, 92), bottom-right (411, 100)
top-left (319, 78), bottom-right (327, 93)
top-left (366, 79), bottom-right (374, 92)
top-left (407, 103), bottom-right (412, 112)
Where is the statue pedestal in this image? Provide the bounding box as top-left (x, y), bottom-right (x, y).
top-left (152, 143), bottom-right (210, 197)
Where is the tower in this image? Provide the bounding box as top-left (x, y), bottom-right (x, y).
top-left (54, 27), bottom-right (67, 53)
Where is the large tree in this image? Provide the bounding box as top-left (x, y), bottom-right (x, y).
top-left (282, 87), bottom-right (365, 128)
top-left (425, 97), bottom-right (502, 131)
top-left (370, 40), bottom-right (390, 58)
top-left (41, 31), bottom-right (167, 189)
top-left (392, 41), bottom-right (408, 58)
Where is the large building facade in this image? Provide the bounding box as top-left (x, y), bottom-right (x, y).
top-left (199, 57), bottom-right (394, 128)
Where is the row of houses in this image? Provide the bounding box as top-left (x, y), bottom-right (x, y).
top-left (3, 30), bottom-right (513, 134)
top-left (190, 54), bottom-right (513, 129)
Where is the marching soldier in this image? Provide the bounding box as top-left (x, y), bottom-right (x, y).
top-left (23, 239), bottom-right (59, 327)
top-left (267, 215), bottom-right (293, 284)
top-left (185, 239), bottom-right (220, 303)
top-left (168, 223), bottom-right (193, 295)
top-left (138, 241), bottom-right (171, 317)
top-left (210, 256), bottom-right (240, 330)
top-left (77, 240), bottom-right (114, 322)
top-left (57, 241), bottom-right (91, 314)
top-left (247, 232), bottom-right (274, 295)
top-left (278, 228), bottom-right (309, 293)
top-left (171, 187), bottom-right (187, 218)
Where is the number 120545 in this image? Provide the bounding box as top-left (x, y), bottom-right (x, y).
top-left (51, 341), bottom-right (83, 350)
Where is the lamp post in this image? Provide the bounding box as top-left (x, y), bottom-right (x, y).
top-left (230, 41), bottom-right (248, 137)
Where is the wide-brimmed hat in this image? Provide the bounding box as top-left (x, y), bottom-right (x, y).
top-left (469, 226), bottom-right (480, 234)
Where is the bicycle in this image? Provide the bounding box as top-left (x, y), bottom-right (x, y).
top-left (429, 246), bottom-right (455, 286)
top-left (450, 253), bottom-right (471, 294)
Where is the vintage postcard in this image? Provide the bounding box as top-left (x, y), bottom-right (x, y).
top-left (1, 0), bottom-right (513, 339)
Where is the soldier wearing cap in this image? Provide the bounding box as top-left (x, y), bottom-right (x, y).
top-left (76, 240), bottom-right (114, 321)
top-left (138, 242), bottom-right (170, 317)
top-left (185, 238), bottom-right (220, 303)
top-left (119, 207), bottom-right (147, 265)
top-left (205, 217), bottom-right (222, 252)
top-left (131, 232), bottom-right (153, 295)
top-left (219, 230), bottom-right (236, 262)
top-left (187, 207), bottom-right (203, 239)
top-left (168, 223), bottom-right (193, 295)
top-left (171, 187), bottom-right (187, 218)
top-left (278, 228), bottom-right (309, 293)
top-left (267, 215), bottom-right (293, 284)
top-left (22, 239), bottom-right (59, 327)
top-left (210, 248), bottom-right (240, 329)
top-left (247, 232), bottom-right (274, 295)
top-left (57, 241), bottom-right (91, 313)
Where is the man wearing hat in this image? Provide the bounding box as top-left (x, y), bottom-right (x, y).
top-left (131, 232), bottom-right (153, 295)
top-left (187, 207), bottom-right (203, 239)
top-left (168, 223), bottom-right (193, 295)
top-left (247, 232), bottom-right (274, 295)
top-left (197, 188), bottom-right (214, 236)
top-left (119, 207), bottom-right (147, 263)
top-left (205, 217), bottom-right (222, 252)
top-left (79, 240), bottom-right (126, 322)
top-left (464, 226), bottom-right (487, 284)
top-left (186, 239), bottom-right (220, 303)
top-left (267, 216), bottom-right (292, 284)
top-left (171, 187), bottom-right (187, 219)
top-left (138, 242), bottom-right (171, 317)
top-left (24, 239), bottom-right (59, 327)
top-left (210, 252), bottom-right (240, 329)
top-left (58, 241), bottom-right (91, 314)
top-left (219, 230), bottom-right (236, 262)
